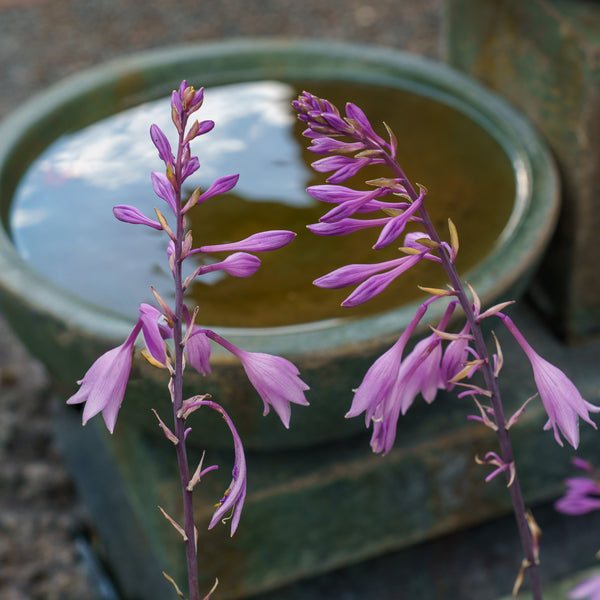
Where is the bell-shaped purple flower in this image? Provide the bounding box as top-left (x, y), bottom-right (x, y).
top-left (66, 321), bottom-right (142, 433)
top-left (501, 314), bottom-right (600, 448)
top-left (205, 331), bottom-right (309, 428)
top-left (346, 302), bottom-right (429, 449)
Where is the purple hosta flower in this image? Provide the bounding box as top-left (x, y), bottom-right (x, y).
top-left (181, 397), bottom-right (246, 535)
top-left (347, 300), bottom-right (457, 454)
top-left (501, 314), bottom-right (600, 448)
top-left (113, 205), bottom-right (163, 230)
top-left (205, 331), bottom-right (309, 428)
top-left (67, 321), bottom-right (142, 433)
top-left (555, 476), bottom-right (600, 515)
top-left (346, 302), bottom-right (430, 454)
top-left (197, 230), bottom-right (296, 254)
top-left (570, 574), bottom-right (600, 600)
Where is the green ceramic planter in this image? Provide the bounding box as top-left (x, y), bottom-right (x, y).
top-left (0, 39), bottom-right (559, 449)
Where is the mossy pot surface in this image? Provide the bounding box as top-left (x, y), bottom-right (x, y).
top-left (0, 39), bottom-right (559, 449)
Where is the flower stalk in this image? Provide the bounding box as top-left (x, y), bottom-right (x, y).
top-left (68, 81), bottom-right (309, 599)
top-left (293, 90), bottom-right (597, 598)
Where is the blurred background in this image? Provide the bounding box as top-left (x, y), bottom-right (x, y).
top-left (0, 2), bottom-right (442, 599)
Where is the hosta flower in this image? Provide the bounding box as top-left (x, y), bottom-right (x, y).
top-left (555, 476), bottom-right (600, 515)
top-left (235, 350), bottom-right (309, 428)
top-left (346, 302), bottom-right (430, 453)
top-left (569, 574), bottom-right (600, 600)
top-left (67, 321), bottom-right (142, 433)
top-left (501, 314), bottom-right (600, 448)
top-left (205, 331), bottom-right (309, 428)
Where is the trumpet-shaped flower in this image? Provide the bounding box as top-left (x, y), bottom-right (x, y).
top-left (67, 321), bottom-right (142, 433)
top-left (501, 314), bottom-right (600, 448)
top-left (205, 331), bottom-right (309, 428)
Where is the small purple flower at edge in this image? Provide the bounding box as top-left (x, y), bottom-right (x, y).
top-left (569, 574), bottom-right (600, 600)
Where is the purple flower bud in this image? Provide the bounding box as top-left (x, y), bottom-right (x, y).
top-left (198, 253), bottom-right (261, 279)
top-left (113, 205), bottom-right (163, 230)
top-left (314, 257), bottom-right (410, 289)
top-left (341, 254), bottom-right (424, 306)
top-left (307, 217), bottom-right (390, 237)
top-left (345, 102), bottom-right (387, 146)
top-left (150, 124), bottom-right (173, 165)
top-left (151, 171), bottom-right (177, 212)
top-left (311, 155), bottom-right (371, 184)
top-left (182, 156), bottom-right (200, 181)
top-left (372, 192), bottom-right (424, 250)
top-left (198, 230), bottom-right (296, 254)
top-left (196, 174), bottom-right (240, 205)
top-left (220, 252), bottom-right (261, 277)
top-left (308, 138), bottom-right (366, 155)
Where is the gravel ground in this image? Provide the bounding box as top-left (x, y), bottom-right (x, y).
top-left (0, 2), bottom-right (442, 599)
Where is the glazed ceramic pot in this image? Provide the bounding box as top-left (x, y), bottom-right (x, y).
top-left (0, 39), bottom-right (559, 449)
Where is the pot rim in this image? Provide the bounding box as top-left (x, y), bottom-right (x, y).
top-left (0, 38), bottom-right (559, 356)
